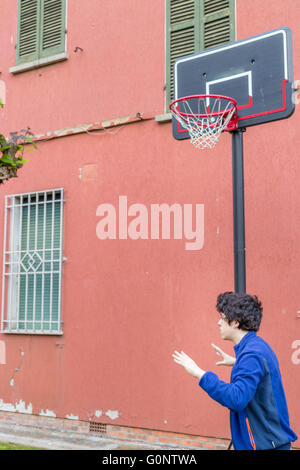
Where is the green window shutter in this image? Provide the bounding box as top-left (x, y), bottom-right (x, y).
top-left (16, 0), bottom-right (40, 65)
top-left (166, 0), bottom-right (196, 105)
top-left (201, 0), bottom-right (235, 50)
top-left (166, 0), bottom-right (235, 105)
top-left (39, 0), bottom-right (66, 59)
top-left (16, 0), bottom-right (66, 65)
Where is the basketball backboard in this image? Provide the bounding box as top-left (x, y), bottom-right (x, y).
top-left (172, 27), bottom-right (294, 140)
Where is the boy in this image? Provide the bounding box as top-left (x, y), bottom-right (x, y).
top-left (173, 292), bottom-right (297, 450)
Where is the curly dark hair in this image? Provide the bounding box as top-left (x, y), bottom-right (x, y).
top-left (216, 291), bottom-right (263, 331)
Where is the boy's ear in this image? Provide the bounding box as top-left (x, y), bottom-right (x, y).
top-left (231, 320), bottom-right (240, 329)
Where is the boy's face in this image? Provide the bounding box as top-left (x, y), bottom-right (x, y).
top-left (218, 313), bottom-right (239, 341)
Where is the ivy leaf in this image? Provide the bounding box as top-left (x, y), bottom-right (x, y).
top-left (0, 135), bottom-right (7, 145)
top-left (16, 159), bottom-right (29, 166)
top-left (24, 136), bottom-right (37, 149)
top-left (0, 154), bottom-right (15, 164)
top-left (0, 155), bottom-right (17, 167)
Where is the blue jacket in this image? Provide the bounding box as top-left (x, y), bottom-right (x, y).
top-left (199, 332), bottom-right (297, 450)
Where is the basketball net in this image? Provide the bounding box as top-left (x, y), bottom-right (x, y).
top-left (169, 95), bottom-right (238, 149)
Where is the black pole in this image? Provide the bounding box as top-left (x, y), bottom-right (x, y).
top-left (231, 129), bottom-right (246, 294)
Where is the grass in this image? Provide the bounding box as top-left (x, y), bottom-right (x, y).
top-left (0, 441), bottom-right (152, 451)
top-left (0, 441), bottom-right (45, 450)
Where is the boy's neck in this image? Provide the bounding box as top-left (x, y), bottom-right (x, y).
top-left (232, 329), bottom-right (249, 345)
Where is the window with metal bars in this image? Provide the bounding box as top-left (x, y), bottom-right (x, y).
top-left (16, 0), bottom-right (66, 66)
top-left (1, 189), bottom-right (64, 334)
top-left (165, 0), bottom-right (236, 106)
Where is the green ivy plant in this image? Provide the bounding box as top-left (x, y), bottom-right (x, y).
top-left (0, 100), bottom-right (37, 183)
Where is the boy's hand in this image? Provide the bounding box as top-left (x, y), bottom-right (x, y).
top-left (211, 343), bottom-right (236, 366)
top-left (172, 350), bottom-right (205, 380)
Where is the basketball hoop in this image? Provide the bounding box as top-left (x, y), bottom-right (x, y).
top-left (169, 94), bottom-right (238, 149)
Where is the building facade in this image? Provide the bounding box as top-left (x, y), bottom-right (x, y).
top-left (0, 0), bottom-right (298, 449)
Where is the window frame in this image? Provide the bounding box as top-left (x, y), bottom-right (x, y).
top-left (1, 188), bottom-right (65, 335)
top-left (10, 0), bottom-right (68, 74)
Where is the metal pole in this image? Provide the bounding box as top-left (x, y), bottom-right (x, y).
top-left (231, 128), bottom-right (246, 293)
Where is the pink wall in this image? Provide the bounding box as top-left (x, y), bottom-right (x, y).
top-left (0, 0), bottom-right (165, 136)
top-left (0, 0), bottom-right (298, 444)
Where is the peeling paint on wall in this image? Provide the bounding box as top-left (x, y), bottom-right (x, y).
top-left (105, 410), bottom-right (119, 420)
top-left (9, 349), bottom-right (25, 387)
top-left (33, 112), bottom-right (154, 143)
top-left (78, 164), bottom-right (98, 183)
top-left (0, 81), bottom-right (6, 105)
top-left (16, 400), bottom-right (32, 414)
top-left (53, 123), bottom-right (94, 137)
top-left (0, 399), bottom-right (32, 414)
top-left (0, 341), bottom-right (6, 365)
top-left (0, 401), bottom-right (15, 412)
top-left (39, 409), bottom-right (56, 417)
top-left (66, 414), bottom-right (79, 420)
top-left (95, 409), bottom-right (102, 418)
top-left (101, 115), bottom-right (131, 128)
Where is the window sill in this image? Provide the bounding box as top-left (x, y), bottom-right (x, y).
top-left (9, 52), bottom-right (69, 74)
top-left (2, 329), bottom-right (63, 336)
top-left (155, 113), bottom-right (172, 123)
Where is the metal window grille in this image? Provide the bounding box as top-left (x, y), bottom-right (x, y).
top-left (1, 189), bottom-right (64, 334)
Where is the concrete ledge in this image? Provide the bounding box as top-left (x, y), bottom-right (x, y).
top-left (9, 52), bottom-right (69, 75)
top-left (155, 113), bottom-right (172, 123)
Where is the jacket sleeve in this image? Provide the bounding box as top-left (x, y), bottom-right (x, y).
top-left (199, 354), bottom-right (265, 412)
